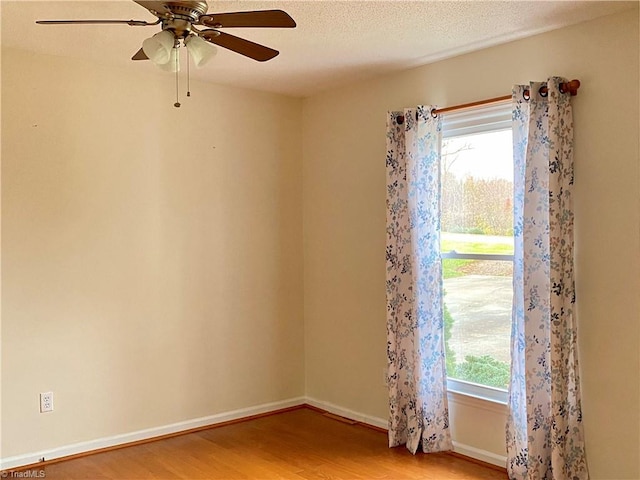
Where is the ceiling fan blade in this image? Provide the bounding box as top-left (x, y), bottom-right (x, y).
top-left (36, 19), bottom-right (153, 26)
top-left (198, 10), bottom-right (296, 28)
top-left (133, 1), bottom-right (172, 16)
top-left (201, 30), bottom-right (279, 62)
top-left (132, 48), bottom-right (149, 61)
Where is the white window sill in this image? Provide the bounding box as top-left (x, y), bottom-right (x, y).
top-left (447, 379), bottom-right (508, 415)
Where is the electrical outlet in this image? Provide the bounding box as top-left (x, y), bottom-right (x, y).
top-left (40, 392), bottom-right (54, 413)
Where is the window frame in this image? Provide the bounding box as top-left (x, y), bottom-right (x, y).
top-left (440, 100), bottom-right (513, 405)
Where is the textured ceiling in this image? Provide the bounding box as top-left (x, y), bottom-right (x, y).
top-left (1, 1), bottom-right (636, 97)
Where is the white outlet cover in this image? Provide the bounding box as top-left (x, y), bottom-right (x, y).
top-left (40, 392), bottom-right (54, 413)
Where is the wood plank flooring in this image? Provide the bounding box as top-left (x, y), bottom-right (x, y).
top-left (30, 407), bottom-right (507, 479)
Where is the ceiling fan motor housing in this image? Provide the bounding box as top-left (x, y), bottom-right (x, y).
top-left (164, 1), bottom-right (208, 22)
top-left (160, 1), bottom-right (208, 38)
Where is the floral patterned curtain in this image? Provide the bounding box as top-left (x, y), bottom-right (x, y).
top-left (385, 106), bottom-right (452, 454)
top-left (507, 77), bottom-right (589, 479)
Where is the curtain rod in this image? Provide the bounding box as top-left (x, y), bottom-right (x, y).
top-left (396, 79), bottom-right (580, 124)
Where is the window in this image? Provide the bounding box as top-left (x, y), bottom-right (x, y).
top-left (440, 101), bottom-right (513, 403)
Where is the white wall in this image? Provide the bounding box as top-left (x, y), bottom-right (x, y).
top-left (1, 49), bottom-right (304, 459)
top-left (303, 10), bottom-right (639, 479)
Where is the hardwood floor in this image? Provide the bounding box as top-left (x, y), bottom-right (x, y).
top-left (28, 407), bottom-right (507, 479)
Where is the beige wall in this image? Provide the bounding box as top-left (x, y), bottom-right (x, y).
top-left (2, 7), bottom-right (639, 479)
top-left (303, 9), bottom-right (639, 479)
top-left (1, 48), bottom-right (304, 458)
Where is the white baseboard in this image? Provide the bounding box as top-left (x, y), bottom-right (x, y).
top-left (305, 397), bottom-right (506, 468)
top-left (452, 442), bottom-right (507, 468)
top-left (2, 395), bottom-right (506, 471)
top-left (0, 397), bottom-right (306, 471)
top-left (305, 397), bottom-right (389, 430)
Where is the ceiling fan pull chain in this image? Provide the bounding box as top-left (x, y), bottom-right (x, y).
top-left (187, 48), bottom-right (191, 97)
top-left (174, 48), bottom-right (181, 108)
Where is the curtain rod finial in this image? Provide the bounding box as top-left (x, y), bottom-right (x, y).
top-left (564, 79), bottom-right (581, 96)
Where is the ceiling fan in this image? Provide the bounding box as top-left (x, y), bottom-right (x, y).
top-left (36, 1), bottom-right (297, 63)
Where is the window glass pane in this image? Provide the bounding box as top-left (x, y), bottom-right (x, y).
top-left (441, 129), bottom-right (514, 255)
top-left (443, 260), bottom-right (512, 390)
top-left (441, 127), bottom-right (513, 392)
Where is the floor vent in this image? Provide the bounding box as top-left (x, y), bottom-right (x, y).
top-left (322, 412), bottom-right (358, 425)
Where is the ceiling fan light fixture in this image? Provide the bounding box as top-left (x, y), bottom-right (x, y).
top-left (142, 30), bottom-right (175, 65)
top-left (185, 35), bottom-right (217, 68)
top-left (158, 47), bottom-right (180, 72)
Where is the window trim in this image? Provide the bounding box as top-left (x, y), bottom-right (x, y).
top-left (447, 378), bottom-right (508, 405)
top-left (442, 99), bottom-right (511, 138)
